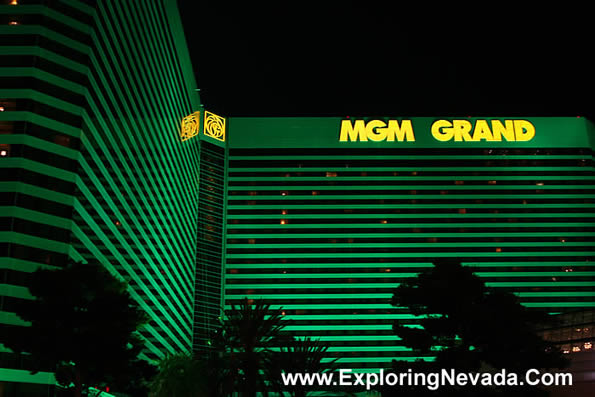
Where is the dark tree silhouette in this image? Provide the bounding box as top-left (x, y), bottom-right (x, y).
top-left (268, 337), bottom-right (338, 397)
top-left (380, 260), bottom-right (568, 397)
top-left (149, 353), bottom-right (209, 397)
top-left (2, 261), bottom-right (154, 397)
top-left (217, 298), bottom-right (287, 397)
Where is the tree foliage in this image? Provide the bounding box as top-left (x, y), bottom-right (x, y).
top-left (3, 261), bottom-right (154, 397)
top-left (268, 337), bottom-right (338, 397)
top-left (149, 353), bottom-right (209, 397)
top-left (149, 298), bottom-right (336, 397)
top-left (381, 260), bottom-right (569, 397)
top-left (216, 298), bottom-right (287, 397)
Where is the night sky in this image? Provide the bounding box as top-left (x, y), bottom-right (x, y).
top-left (178, 3), bottom-right (593, 122)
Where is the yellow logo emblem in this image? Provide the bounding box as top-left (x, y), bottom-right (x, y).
top-left (180, 111), bottom-right (201, 141)
top-left (204, 111), bottom-right (226, 141)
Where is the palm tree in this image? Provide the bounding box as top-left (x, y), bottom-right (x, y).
top-left (269, 337), bottom-right (338, 397)
top-left (149, 353), bottom-right (208, 397)
top-left (218, 298), bottom-right (287, 397)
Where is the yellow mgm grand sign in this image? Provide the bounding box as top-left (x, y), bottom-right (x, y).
top-left (339, 119), bottom-right (536, 142)
top-left (180, 110), bottom-right (226, 142)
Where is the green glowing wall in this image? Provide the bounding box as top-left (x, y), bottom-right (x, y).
top-left (225, 117), bottom-right (595, 370)
top-left (0, 0), bottom-right (201, 388)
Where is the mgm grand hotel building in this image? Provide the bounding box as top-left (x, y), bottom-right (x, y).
top-left (1, 0), bottom-right (594, 393)
top-left (219, 117), bottom-right (595, 370)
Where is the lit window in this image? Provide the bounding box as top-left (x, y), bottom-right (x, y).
top-left (0, 150), bottom-right (7, 157)
top-left (326, 171), bottom-right (337, 177)
top-left (280, 219), bottom-right (287, 225)
top-left (572, 346), bottom-right (581, 352)
top-left (10, 0), bottom-right (18, 5)
top-left (9, 21), bottom-right (19, 25)
top-left (0, 106), bottom-right (4, 111)
top-left (585, 342), bottom-right (592, 350)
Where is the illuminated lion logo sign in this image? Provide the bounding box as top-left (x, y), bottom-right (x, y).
top-left (204, 111), bottom-right (226, 141)
top-left (180, 111), bottom-right (200, 141)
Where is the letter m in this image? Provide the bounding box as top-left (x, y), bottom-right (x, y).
top-left (340, 120), bottom-right (367, 141)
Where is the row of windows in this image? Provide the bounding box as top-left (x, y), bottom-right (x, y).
top-left (228, 209), bottom-right (595, 216)
top-left (227, 237), bottom-right (595, 244)
top-left (231, 172), bottom-right (594, 179)
top-left (0, 142), bottom-right (77, 170)
top-left (0, 76), bottom-right (85, 107)
top-left (0, 120), bottom-right (80, 148)
top-left (0, 217), bottom-right (71, 242)
top-left (225, 289), bottom-right (594, 298)
top-left (229, 180), bottom-right (595, 187)
top-left (0, 33), bottom-right (88, 66)
top-left (0, 13), bottom-right (91, 46)
top-left (0, 98), bottom-right (81, 128)
top-left (0, 192), bottom-right (73, 219)
top-left (229, 188), bottom-right (595, 196)
top-left (225, 265), bottom-right (592, 275)
top-left (229, 148), bottom-right (593, 156)
top-left (0, 242), bottom-right (67, 266)
top-left (225, 276), bottom-right (593, 285)
top-left (0, 54), bottom-right (87, 85)
top-left (228, 221), bottom-right (595, 229)
top-left (229, 158), bottom-right (592, 169)
top-left (226, 246), bottom-right (595, 254)
top-left (227, 227), bottom-right (595, 234)
top-left (229, 199), bottom-right (595, 205)
top-left (0, 167), bottom-right (76, 195)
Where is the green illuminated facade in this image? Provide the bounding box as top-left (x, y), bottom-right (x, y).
top-left (0, 0), bottom-right (203, 392)
top-left (224, 117), bottom-right (595, 370)
top-left (1, 0), bottom-right (595, 394)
